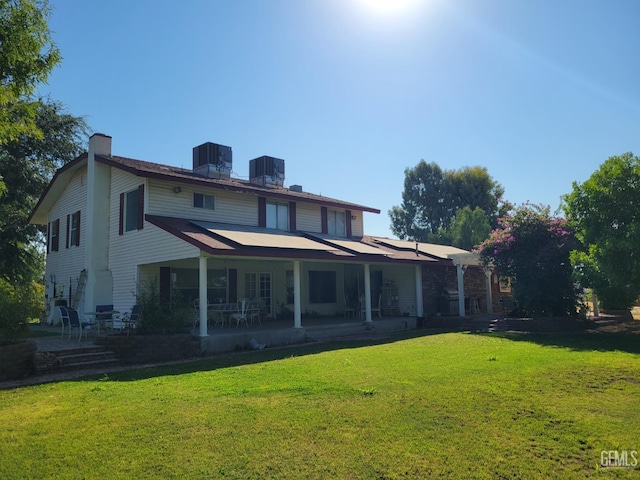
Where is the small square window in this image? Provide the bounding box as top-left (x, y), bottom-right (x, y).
top-left (328, 210), bottom-right (346, 237)
top-left (194, 193), bottom-right (215, 210)
top-left (266, 202), bottom-right (288, 230)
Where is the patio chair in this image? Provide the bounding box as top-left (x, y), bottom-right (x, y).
top-left (344, 295), bottom-right (356, 318)
top-left (67, 308), bottom-right (94, 341)
top-left (192, 298), bottom-right (200, 329)
top-left (58, 306), bottom-right (70, 338)
top-left (122, 305), bottom-right (140, 335)
top-left (371, 293), bottom-right (382, 318)
top-left (247, 297), bottom-right (262, 326)
top-left (193, 298), bottom-right (215, 329)
top-left (230, 298), bottom-right (249, 328)
top-left (361, 294), bottom-right (382, 320)
top-left (95, 304), bottom-right (114, 334)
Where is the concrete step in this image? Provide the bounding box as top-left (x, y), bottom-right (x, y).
top-left (51, 357), bottom-right (121, 374)
top-left (462, 319), bottom-right (509, 332)
top-left (34, 345), bottom-right (120, 375)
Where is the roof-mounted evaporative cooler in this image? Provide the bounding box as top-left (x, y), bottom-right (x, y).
top-left (193, 142), bottom-right (232, 179)
top-left (249, 155), bottom-right (285, 187)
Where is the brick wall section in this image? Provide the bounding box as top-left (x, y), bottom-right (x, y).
top-left (421, 264), bottom-right (491, 315)
top-left (96, 334), bottom-right (200, 365)
top-left (0, 340), bottom-right (37, 381)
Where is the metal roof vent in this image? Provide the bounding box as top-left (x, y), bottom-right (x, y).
top-left (249, 155), bottom-right (285, 187)
top-left (289, 184), bottom-right (303, 192)
top-left (193, 142), bottom-right (232, 179)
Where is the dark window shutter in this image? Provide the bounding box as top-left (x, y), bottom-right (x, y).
top-left (119, 192), bottom-right (124, 235)
top-left (52, 219), bottom-right (59, 251)
top-left (321, 207), bottom-right (328, 234)
top-left (258, 197), bottom-right (266, 228)
top-left (228, 268), bottom-right (238, 303)
top-left (289, 202), bottom-right (297, 232)
top-left (66, 214), bottom-right (70, 248)
top-left (346, 210), bottom-right (352, 237)
top-left (46, 222), bottom-right (50, 254)
top-left (159, 267), bottom-right (171, 305)
top-left (75, 210), bottom-right (81, 246)
top-left (137, 184), bottom-right (145, 230)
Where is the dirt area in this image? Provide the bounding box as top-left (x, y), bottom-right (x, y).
top-left (589, 310), bottom-right (640, 334)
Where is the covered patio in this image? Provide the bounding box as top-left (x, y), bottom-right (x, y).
top-left (138, 216), bottom-right (440, 347)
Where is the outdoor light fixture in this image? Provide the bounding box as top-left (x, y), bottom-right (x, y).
top-left (173, 186), bottom-right (182, 194)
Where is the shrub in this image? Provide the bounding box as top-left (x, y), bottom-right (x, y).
top-left (478, 203), bottom-right (579, 317)
top-left (135, 277), bottom-right (190, 334)
top-left (0, 279), bottom-right (43, 345)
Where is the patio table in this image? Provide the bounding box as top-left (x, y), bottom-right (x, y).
top-left (207, 303), bottom-right (238, 327)
top-left (83, 310), bottom-right (120, 334)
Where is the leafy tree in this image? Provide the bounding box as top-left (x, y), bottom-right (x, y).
top-left (478, 203), bottom-right (578, 317)
top-left (389, 161), bottom-right (506, 244)
top-left (0, 277), bottom-right (42, 343)
top-left (0, 100), bottom-right (88, 283)
top-left (563, 152), bottom-right (640, 310)
top-left (0, 0), bottom-right (60, 144)
top-left (449, 206), bottom-right (492, 250)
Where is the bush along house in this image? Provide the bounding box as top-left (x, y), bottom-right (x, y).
top-left (29, 133), bottom-right (495, 352)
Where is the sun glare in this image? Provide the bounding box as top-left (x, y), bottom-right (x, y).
top-left (355, 0), bottom-right (421, 16)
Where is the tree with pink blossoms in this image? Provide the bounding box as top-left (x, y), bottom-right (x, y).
top-left (477, 203), bottom-right (578, 317)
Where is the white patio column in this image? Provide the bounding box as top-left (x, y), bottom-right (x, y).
top-left (198, 255), bottom-right (208, 337)
top-left (485, 270), bottom-right (493, 314)
top-left (293, 260), bottom-right (302, 328)
top-left (415, 265), bottom-right (423, 317)
top-left (363, 263), bottom-right (372, 323)
top-left (456, 263), bottom-right (466, 318)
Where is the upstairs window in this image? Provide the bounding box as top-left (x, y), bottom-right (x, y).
top-left (48, 219), bottom-right (60, 253)
top-left (266, 202), bottom-right (288, 231)
top-left (66, 211), bottom-right (81, 248)
top-left (125, 189), bottom-right (140, 232)
top-left (193, 193), bottom-right (215, 210)
top-left (328, 210), bottom-right (346, 237)
top-left (119, 185), bottom-right (145, 234)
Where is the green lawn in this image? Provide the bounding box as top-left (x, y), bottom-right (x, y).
top-left (1, 330), bottom-right (639, 479)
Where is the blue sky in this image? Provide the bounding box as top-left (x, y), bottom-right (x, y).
top-left (40, 0), bottom-right (640, 238)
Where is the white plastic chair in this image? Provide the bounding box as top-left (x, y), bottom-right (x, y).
top-left (230, 298), bottom-right (249, 328)
top-left (247, 297), bottom-right (262, 325)
top-left (344, 295), bottom-right (356, 318)
top-left (371, 293), bottom-right (382, 318)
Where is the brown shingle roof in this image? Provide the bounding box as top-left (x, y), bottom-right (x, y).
top-left (97, 154), bottom-right (380, 214)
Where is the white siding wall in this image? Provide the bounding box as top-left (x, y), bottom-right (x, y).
top-left (296, 203), bottom-right (322, 232)
top-left (109, 170), bottom-right (200, 310)
top-left (351, 212), bottom-right (364, 237)
top-left (147, 179), bottom-right (259, 225)
top-left (44, 167), bottom-right (87, 304)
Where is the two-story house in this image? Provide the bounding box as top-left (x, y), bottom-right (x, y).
top-left (30, 133), bottom-right (494, 351)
